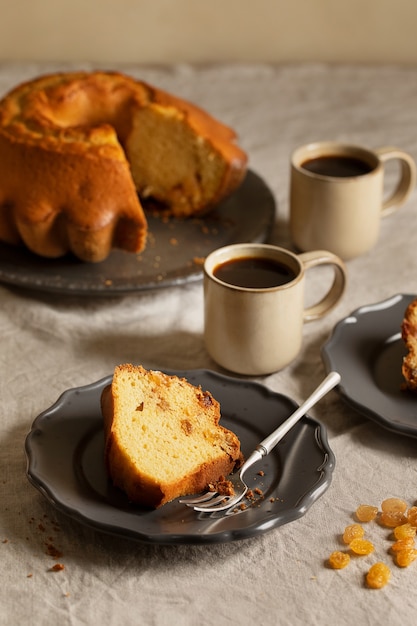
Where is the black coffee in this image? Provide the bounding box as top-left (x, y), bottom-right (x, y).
top-left (213, 256), bottom-right (297, 288)
top-left (301, 155), bottom-right (373, 177)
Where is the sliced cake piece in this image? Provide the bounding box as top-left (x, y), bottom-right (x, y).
top-left (101, 364), bottom-right (242, 508)
top-left (401, 298), bottom-right (417, 392)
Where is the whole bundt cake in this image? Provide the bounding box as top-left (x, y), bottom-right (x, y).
top-left (0, 71), bottom-right (247, 262)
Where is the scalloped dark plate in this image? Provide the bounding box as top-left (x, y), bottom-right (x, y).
top-left (322, 293), bottom-right (417, 438)
top-left (0, 170), bottom-right (275, 296)
top-left (25, 369), bottom-right (335, 544)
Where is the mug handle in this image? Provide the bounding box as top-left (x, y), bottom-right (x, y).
top-left (375, 147), bottom-right (416, 217)
top-left (298, 250), bottom-right (347, 321)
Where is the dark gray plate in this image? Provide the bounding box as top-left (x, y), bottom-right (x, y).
top-left (0, 170), bottom-right (275, 296)
top-left (25, 369), bottom-right (335, 545)
top-left (322, 293), bottom-right (417, 438)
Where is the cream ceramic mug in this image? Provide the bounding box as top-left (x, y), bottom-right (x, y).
top-left (204, 243), bottom-right (346, 376)
top-left (290, 142), bottom-right (416, 260)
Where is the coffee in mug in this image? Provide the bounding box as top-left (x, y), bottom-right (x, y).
top-left (290, 142), bottom-right (416, 260)
top-left (212, 256), bottom-right (297, 288)
top-left (301, 154), bottom-right (373, 177)
top-left (204, 243), bottom-right (347, 376)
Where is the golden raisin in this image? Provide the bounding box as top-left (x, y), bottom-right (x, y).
top-left (393, 523), bottom-right (416, 540)
top-left (350, 538), bottom-right (375, 555)
top-left (355, 504), bottom-right (378, 523)
top-left (391, 537), bottom-right (415, 553)
top-left (379, 511), bottom-right (407, 528)
top-left (395, 548), bottom-right (417, 568)
top-left (406, 506), bottom-right (417, 526)
top-left (366, 562), bottom-right (391, 589)
top-left (342, 524), bottom-right (365, 544)
top-left (328, 551), bottom-right (350, 569)
top-left (381, 497), bottom-right (407, 514)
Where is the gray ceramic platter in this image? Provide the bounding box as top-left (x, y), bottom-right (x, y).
top-left (0, 170), bottom-right (275, 296)
top-left (322, 293), bottom-right (417, 438)
top-left (25, 368), bottom-right (335, 545)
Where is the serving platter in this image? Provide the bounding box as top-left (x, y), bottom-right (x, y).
top-left (25, 368), bottom-right (335, 544)
top-left (0, 170), bottom-right (275, 296)
top-left (322, 293), bottom-right (417, 438)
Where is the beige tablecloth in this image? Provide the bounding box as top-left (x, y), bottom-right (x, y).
top-left (1, 62), bottom-right (417, 626)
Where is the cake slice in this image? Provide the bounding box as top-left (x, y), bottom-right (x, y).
top-left (101, 364), bottom-right (242, 508)
top-left (401, 298), bottom-right (417, 392)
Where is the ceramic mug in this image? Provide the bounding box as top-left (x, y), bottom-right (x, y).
top-left (289, 142), bottom-right (416, 260)
top-left (203, 243), bottom-right (347, 376)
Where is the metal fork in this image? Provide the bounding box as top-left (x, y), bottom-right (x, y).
top-left (179, 370), bottom-right (341, 513)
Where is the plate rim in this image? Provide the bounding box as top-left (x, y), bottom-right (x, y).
top-left (25, 368), bottom-right (335, 544)
top-left (322, 293), bottom-right (417, 438)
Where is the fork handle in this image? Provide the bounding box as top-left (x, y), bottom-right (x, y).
top-left (254, 371), bottom-right (341, 459)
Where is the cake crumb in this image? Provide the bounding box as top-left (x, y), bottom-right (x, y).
top-left (50, 563), bottom-right (65, 572)
top-left (45, 543), bottom-right (63, 559)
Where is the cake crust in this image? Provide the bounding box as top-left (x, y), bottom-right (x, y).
top-left (401, 298), bottom-right (417, 392)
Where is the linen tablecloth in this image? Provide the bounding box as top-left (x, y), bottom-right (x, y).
top-left (1, 62), bottom-right (417, 625)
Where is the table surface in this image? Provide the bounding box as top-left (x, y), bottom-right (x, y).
top-left (1, 62), bottom-right (417, 626)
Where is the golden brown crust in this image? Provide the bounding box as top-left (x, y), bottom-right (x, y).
top-left (401, 298), bottom-right (417, 392)
top-left (101, 364), bottom-right (242, 508)
top-left (0, 131), bottom-right (147, 261)
top-left (0, 71), bottom-right (247, 262)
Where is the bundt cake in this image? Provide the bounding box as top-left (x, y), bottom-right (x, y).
top-left (0, 71), bottom-right (247, 262)
top-left (101, 364), bottom-right (242, 508)
top-left (401, 298), bottom-right (417, 392)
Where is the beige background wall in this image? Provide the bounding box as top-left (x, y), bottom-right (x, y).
top-left (0, 0), bottom-right (416, 65)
